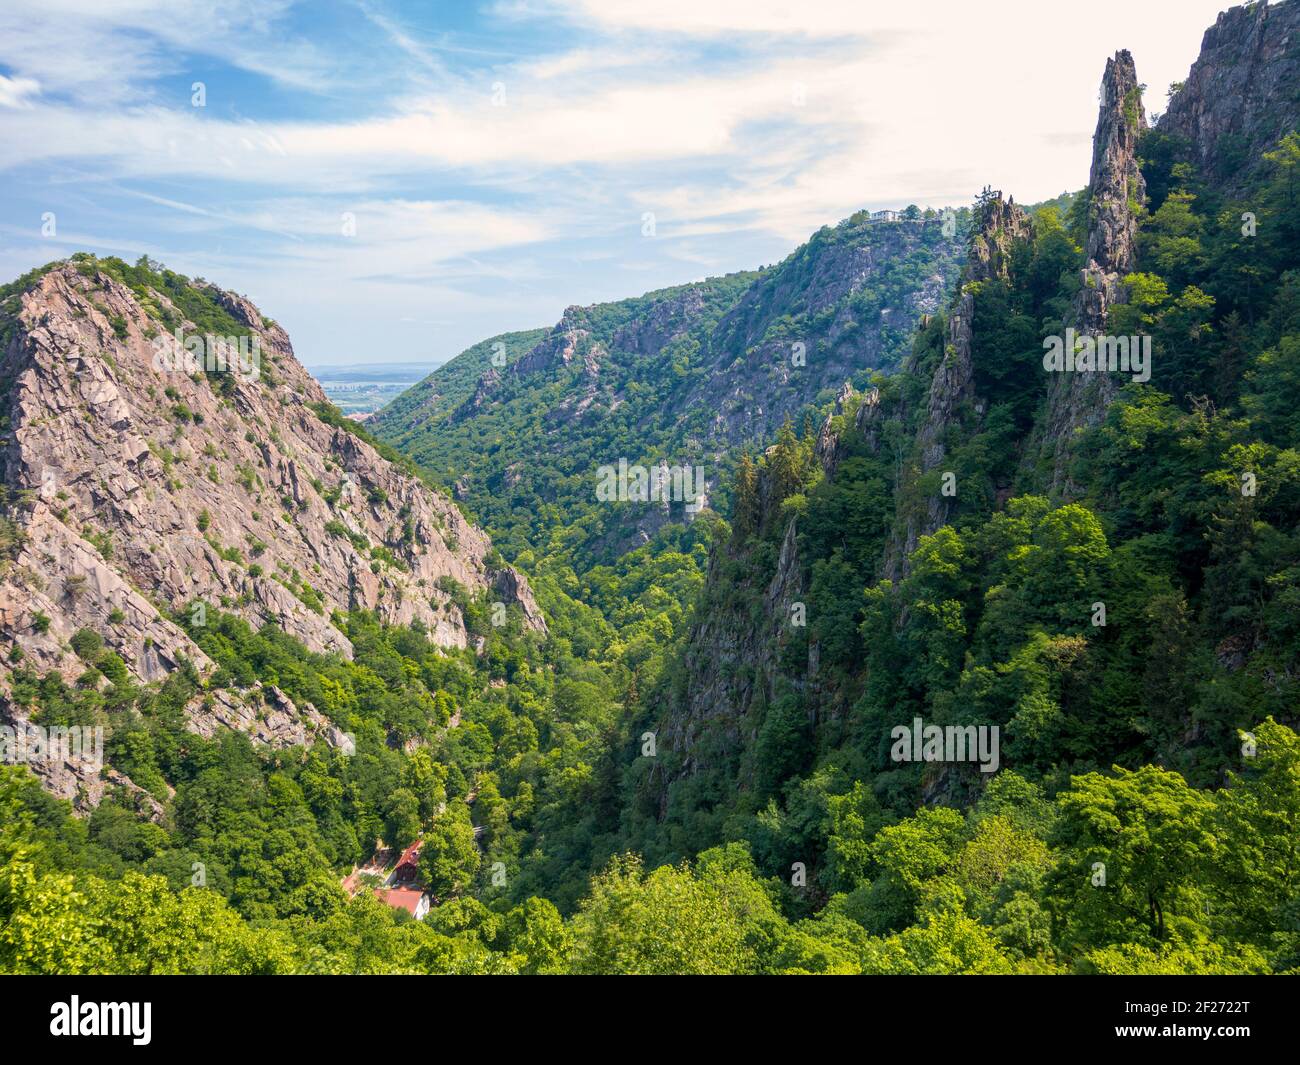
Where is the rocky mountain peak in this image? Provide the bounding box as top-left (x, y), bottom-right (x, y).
top-left (0, 258), bottom-right (543, 782)
top-left (1160, 0), bottom-right (1300, 193)
top-left (968, 191), bottom-right (1031, 283)
top-left (1086, 50), bottom-right (1147, 276)
top-left (1038, 50), bottom-right (1150, 490)
top-left (509, 319), bottom-right (593, 379)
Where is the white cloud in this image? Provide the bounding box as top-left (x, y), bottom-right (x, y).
top-left (0, 0), bottom-right (1229, 211)
top-left (0, 75), bottom-right (40, 109)
top-left (0, 0), bottom-right (1245, 364)
top-left (0, 0), bottom-right (342, 105)
top-left (526, 0), bottom-right (882, 37)
top-left (109, 192), bottom-right (557, 272)
top-left (515, 45), bottom-right (677, 81)
top-left (293, 197), bottom-right (555, 264)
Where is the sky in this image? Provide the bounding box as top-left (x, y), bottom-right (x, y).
top-left (0, 0), bottom-right (1236, 367)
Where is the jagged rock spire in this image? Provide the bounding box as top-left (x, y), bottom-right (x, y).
top-left (969, 190), bottom-right (1032, 284)
top-left (881, 192), bottom-right (1032, 579)
top-left (1041, 49), bottom-right (1149, 492)
top-left (919, 192), bottom-right (1030, 471)
top-left (1085, 50), bottom-right (1147, 277)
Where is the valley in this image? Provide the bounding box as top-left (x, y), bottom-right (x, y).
top-left (1, 0), bottom-right (1299, 978)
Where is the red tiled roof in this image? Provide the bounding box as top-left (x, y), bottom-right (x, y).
top-left (375, 887), bottom-right (425, 915)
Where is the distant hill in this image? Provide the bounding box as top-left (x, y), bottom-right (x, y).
top-left (372, 208), bottom-right (969, 574)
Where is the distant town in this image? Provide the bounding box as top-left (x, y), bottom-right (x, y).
top-left (308, 360), bottom-right (442, 417)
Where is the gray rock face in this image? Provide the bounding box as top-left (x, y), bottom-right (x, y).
top-left (454, 367), bottom-right (501, 422)
top-left (651, 517), bottom-right (809, 800)
top-left (813, 381), bottom-right (861, 476)
top-left (1086, 51), bottom-right (1147, 277)
top-left (13, 723), bottom-right (167, 820)
top-left (1041, 50), bottom-right (1148, 493)
top-left (966, 195), bottom-right (1033, 285)
top-left (0, 504), bottom-right (208, 682)
top-left (183, 684), bottom-right (338, 749)
top-left (613, 287), bottom-right (705, 357)
top-left (0, 260), bottom-right (544, 802)
top-left (510, 309), bottom-right (592, 379)
top-left (884, 194), bottom-right (1032, 579)
top-left (1160, 0), bottom-right (1300, 193)
top-left (696, 219), bottom-right (959, 449)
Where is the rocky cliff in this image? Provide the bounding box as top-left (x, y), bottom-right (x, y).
top-left (685, 216), bottom-right (959, 449)
top-left (0, 257), bottom-right (543, 805)
top-left (886, 192), bottom-right (1033, 578)
top-left (1040, 49), bottom-right (1148, 492)
top-left (374, 211), bottom-right (965, 571)
top-left (640, 46), bottom-right (1155, 806)
top-left (1160, 0), bottom-right (1300, 193)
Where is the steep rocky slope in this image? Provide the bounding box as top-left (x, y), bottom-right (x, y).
top-left (372, 211), bottom-right (966, 569)
top-left (636, 1), bottom-right (1300, 828)
top-left (886, 193), bottom-right (1034, 577)
top-left (1159, 0), bottom-right (1300, 192)
top-left (1038, 49), bottom-right (1147, 492)
top-left (642, 194), bottom-right (1036, 806)
top-left (681, 215), bottom-right (959, 448)
top-left (0, 257), bottom-right (542, 804)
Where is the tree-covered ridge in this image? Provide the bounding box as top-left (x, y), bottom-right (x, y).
top-left (365, 212), bottom-right (967, 747)
top-left (597, 99), bottom-right (1300, 970)
top-left (374, 326), bottom-right (551, 438)
top-left (372, 209), bottom-right (966, 579)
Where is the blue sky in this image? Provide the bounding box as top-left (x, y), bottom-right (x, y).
top-left (0, 0), bottom-right (1232, 366)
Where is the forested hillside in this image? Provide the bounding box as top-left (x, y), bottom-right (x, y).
top-left (373, 212), bottom-right (964, 603)
top-left (369, 208), bottom-right (969, 745)
top-left (374, 212), bottom-right (966, 578)
top-left (613, 5), bottom-right (1300, 973)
